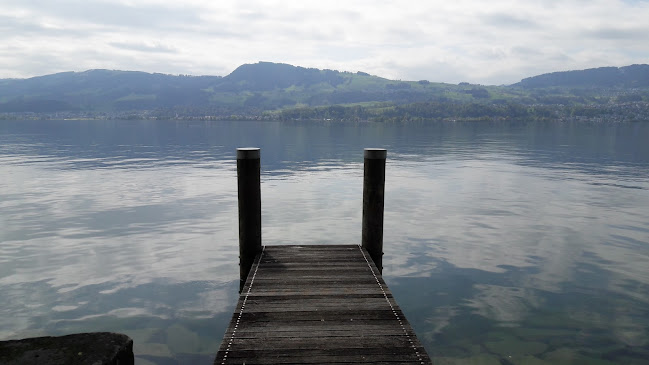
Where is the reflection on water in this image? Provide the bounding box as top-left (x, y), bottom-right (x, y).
top-left (1, 120), bottom-right (648, 364)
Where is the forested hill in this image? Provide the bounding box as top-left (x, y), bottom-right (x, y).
top-left (0, 70), bottom-right (221, 112)
top-left (0, 62), bottom-right (443, 113)
top-left (1, 61), bottom-right (649, 119)
top-left (216, 62), bottom-right (348, 91)
top-left (514, 64), bottom-right (649, 88)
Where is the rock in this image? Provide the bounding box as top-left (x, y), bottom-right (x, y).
top-left (0, 332), bottom-right (134, 365)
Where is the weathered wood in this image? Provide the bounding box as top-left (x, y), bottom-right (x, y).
top-left (362, 149), bottom-right (387, 273)
top-left (215, 245), bottom-right (431, 365)
top-left (237, 147), bottom-right (262, 293)
top-left (220, 348), bottom-right (426, 364)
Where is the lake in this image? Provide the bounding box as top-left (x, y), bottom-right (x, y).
top-left (1, 119), bottom-right (648, 364)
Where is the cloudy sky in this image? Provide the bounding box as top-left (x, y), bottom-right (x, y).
top-left (2, 0), bottom-right (648, 84)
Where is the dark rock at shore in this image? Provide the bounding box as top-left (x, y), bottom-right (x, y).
top-left (0, 332), bottom-right (134, 365)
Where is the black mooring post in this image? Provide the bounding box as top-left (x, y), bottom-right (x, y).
top-left (362, 148), bottom-right (387, 273)
top-left (237, 148), bottom-right (262, 293)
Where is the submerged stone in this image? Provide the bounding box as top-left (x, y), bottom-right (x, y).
top-left (432, 354), bottom-right (501, 365)
top-left (507, 355), bottom-right (552, 365)
top-left (0, 332), bottom-right (134, 365)
top-left (543, 348), bottom-right (617, 365)
top-left (483, 334), bottom-right (548, 356)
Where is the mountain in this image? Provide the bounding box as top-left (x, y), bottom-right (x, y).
top-left (513, 64), bottom-right (649, 89)
top-left (0, 70), bottom-right (221, 112)
top-left (217, 62), bottom-right (345, 91)
top-left (0, 62), bottom-right (457, 114)
top-left (1, 62), bottom-right (648, 117)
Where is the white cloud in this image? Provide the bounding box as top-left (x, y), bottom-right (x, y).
top-left (1, 0), bottom-right (648, 83)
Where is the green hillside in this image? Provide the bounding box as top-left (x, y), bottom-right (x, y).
top-left (0, 70), bottom-right (220, 112)
top-left (1, 62), bottom-right (648, 120)
top-left (0, 62), bottom-right (522, 114)
top-left (514, 65), bottom-right (649, 89)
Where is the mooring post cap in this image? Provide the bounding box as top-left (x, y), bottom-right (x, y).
top-left (364, 148), bottom-right (387, 159)
top-left (237, 147), bottom-right (260, 159)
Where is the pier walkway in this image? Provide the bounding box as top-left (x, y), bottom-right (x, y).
top-left (215, 245), bottom-right (431, 364)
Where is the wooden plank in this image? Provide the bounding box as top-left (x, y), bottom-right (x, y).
top-left (248, 287), bottom-right (386, 294)
top-left (218, 347), bottom-right (426, 364)
top-left (226, 336), bottom-right (416, 350)
top-left (215, 245), bottom-right (431, 365)
top-left (225, 329), bottom-right (415, 339)
top-left (235, 310), bottom-right (403, 322)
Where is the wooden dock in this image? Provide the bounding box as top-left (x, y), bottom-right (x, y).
top-left (214, 245), bottom-right (432, 364)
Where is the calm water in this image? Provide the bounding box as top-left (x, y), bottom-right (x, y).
top-left (1, 120), bottom-right (648, 364)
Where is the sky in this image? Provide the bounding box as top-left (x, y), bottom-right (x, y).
top-left (2, 0), bottom-right (649, 85)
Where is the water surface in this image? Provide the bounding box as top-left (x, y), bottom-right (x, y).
top-left (1, 120), bottom-right (648, 364)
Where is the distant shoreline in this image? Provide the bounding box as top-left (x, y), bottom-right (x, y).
top-left (2, 100), bottom-right (648, 123)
